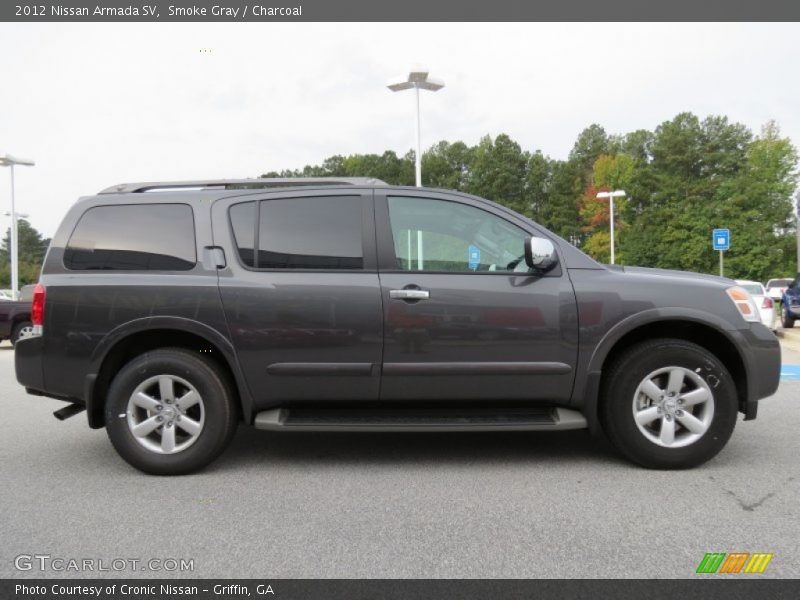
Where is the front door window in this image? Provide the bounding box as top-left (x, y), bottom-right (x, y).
top-left (387, 196), bottom-right (530, 274)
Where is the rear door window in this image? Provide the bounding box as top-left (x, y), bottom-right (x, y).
top-left (229, 196), bottom-right (365, 270)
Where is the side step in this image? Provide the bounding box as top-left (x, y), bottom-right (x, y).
top-left (253, 407), bottom-right (587, 432)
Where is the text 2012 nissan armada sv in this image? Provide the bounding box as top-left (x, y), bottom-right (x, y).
top-left (15, 178), bottom-right (780, 475)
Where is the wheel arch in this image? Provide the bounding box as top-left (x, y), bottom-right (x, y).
top-left (85, 317), bottom-right (254, 429)
top-left (582, 310), bottom-right (749, 434)
top-left (11, 311), bottom-right (31, 327)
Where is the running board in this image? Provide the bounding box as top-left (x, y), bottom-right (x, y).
top-left (253, 407), bottom-right (587, 432)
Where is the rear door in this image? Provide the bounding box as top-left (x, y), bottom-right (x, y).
top-left (212, 189), bottom-right (383, 409)
top-left (375, 190), bottom-right (578, 402)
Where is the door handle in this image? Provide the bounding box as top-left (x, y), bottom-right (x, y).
top-left (390, 289), bottom-right (430, 301)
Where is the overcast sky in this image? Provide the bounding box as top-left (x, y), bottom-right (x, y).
top-left (1, 22), bottom-right (799, 237)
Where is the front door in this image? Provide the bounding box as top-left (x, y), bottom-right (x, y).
top-left (375, 192), bottom-right (578, 402)
top-left (212, 189), bottom-right (383, 409)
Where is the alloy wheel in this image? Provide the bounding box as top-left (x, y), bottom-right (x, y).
top-left (125, 375), bottom-right (205, 454)
top-left (631, 366), bottom-right (714, 448)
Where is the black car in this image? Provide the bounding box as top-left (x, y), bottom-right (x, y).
top-left (15, 178), bottom-right (780, 474)
top-left (0, 295), bottom-right (33, 346)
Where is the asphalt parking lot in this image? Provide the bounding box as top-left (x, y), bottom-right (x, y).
top-left (1, 340), bottom-right (799, 579)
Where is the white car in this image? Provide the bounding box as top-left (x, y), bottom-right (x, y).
top-left (736, 280), bottom-right (775, 330)
top-left (765, 278), bottom-right (793, 302)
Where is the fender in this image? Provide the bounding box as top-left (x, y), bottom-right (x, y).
top-left (586, 307), bottom-right (742, 374)
top-left (577, 307), bottom-right (749, 434)
top-left (85, 316), bottom-right (255, 426)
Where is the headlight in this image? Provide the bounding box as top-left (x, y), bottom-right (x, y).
top-left (726, 286), bottom-right (760, 323)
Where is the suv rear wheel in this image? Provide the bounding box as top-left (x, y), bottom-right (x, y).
top-left (105, 348), bottom-right (238, 475)
top-left (600, 338), bottom-right (738, 469)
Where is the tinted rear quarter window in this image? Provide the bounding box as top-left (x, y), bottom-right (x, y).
top-left (64, 204), bottom-right (196, 271)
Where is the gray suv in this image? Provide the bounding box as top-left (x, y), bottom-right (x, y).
top-left (15, 178), bottom-right (780, 474)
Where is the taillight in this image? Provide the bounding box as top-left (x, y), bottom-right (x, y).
top-left (762, 297), bottom-right (774, 309)
top-left (31, 283), bottom-right (45, 334)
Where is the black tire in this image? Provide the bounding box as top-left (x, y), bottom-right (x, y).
top-left (105, 348), bottom-right (238, 475)
top-left (11, 321), bottom-right (33, 346)
top-left (781, 304), bottom-right (795, 329)
top-left (600, 338), bottom-right (738, 469)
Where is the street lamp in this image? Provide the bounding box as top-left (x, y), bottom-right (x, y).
top-left (387, 69), bottom-right (444, 271)
top-left (596, 189), bottom-right (626, 265)
top-left (795, 190), bottom-right (800, 273)
top-left (0, 154), bottom-right (36, 300)
top-left (387, 68), bottom-right (445, 187)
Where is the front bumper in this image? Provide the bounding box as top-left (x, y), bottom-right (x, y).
top-left (734, 323), bottom-right (781, 420)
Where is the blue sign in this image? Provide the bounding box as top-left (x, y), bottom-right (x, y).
top-left (713, 229), bottom-right (730, 251)
top-left (468, 245), bottom-right (481, 271)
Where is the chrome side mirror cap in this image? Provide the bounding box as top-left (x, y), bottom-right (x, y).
top-left (524, 237), bottom-right (558, 272)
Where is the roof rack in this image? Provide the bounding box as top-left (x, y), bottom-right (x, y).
top-left (98, 177), bottom-right (388, 194)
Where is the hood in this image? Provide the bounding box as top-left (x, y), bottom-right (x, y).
top-left (607, 264), bottom-right (735, 286)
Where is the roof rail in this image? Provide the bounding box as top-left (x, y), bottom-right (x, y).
top-left (98, 177), bottom-right (388, 194)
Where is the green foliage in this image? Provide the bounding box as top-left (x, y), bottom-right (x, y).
top-left (0, 219), bottom-right (50, 287)
top-left (578, 155), bottom-right (634, 263)
top-left (465, 134), bottom-right (529, 215)
top-left (262, 113), bottom-right (799, 282)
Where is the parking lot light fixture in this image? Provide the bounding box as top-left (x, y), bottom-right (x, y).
top-left (387, 68), bottom-right (445, 187)
top-left (0, 154), bottom-right (36, 301)
top-left (595, 189), bottom-right (626, 265)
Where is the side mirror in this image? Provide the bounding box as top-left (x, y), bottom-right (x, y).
top-left (524, 237), bottom-right (558, 272)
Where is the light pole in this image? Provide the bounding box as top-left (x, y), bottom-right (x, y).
top-left (387, 69), bottom-right (444, 271)
top-left (1, 154), bottom-right (36, 300)
top-left (596, 189), bottom-right (626, 265)
top-left (387, 68), bottom-right (445, 187)
top-left (795, 190), bottom-right (800, 274)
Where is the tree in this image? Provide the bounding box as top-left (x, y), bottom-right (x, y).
top-left (0, 219), bottom-right (50, 287)
top-left (569, 124), bottom-right (609, 173)
top-left (578, 154), bottom-right (634, 263)
top-left (543, 159), bottom-right (583, 245)
top-left (465, 134), bottom-right (529, 215)
top-left (721, 121), bottom-right (799, 279)
top-left (525, 150), bottom-right (552, 224)
top-left (422, 141), bottom-right (473, 191)
top-left (258, 112), bottom-right (798, 281)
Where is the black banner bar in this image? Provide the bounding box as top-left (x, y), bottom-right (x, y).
top-left (3, 579), bottom-right (800, 600)
top-left (2, 0), bottom-right (800, 22)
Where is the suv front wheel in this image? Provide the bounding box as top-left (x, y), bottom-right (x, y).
top-left (600, 338), bottom-right (738, 469)
top-left (105, 348), bottom-right (238, 475)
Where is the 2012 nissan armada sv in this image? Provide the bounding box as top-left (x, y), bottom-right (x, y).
top-left (15, 178), bottom-right (780, 475)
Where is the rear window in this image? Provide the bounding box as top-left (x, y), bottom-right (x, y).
top-left (740, 284), bottom-right (763, 295)
top-left (767, 279), bottom-right (793, 288)
top-left (64, 204), bottom-right (196, 271)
